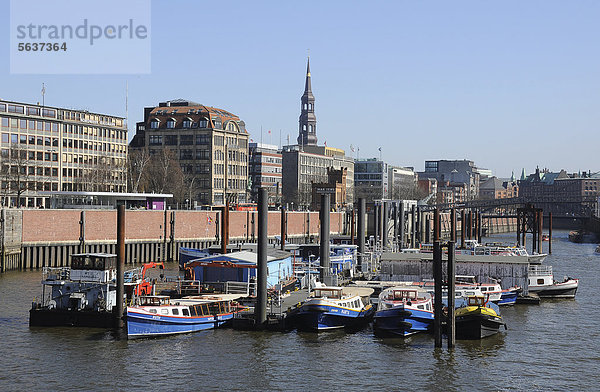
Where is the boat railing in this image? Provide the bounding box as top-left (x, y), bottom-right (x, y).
top-left (528, 265), bottom-right (552, 276)
top-left (173, 280), bottom-right (252, 296)
top-left (42, 267), bottom-right (71, 282)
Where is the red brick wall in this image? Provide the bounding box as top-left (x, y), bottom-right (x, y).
top-left (21, 209), bottom-right (344, 244)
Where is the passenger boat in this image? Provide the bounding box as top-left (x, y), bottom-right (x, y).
top-left (373, 286), bottom-right (433, 337)
top-left (528, 265), bottom-right (579, 298)
top-left (455, 296), bottom-right (506, 339)
top-left (293, 286), bottom-right (374, 332)
top-left (30, 253), bottom-right (120, 328)
top-left (126, 294), bottom-right (245, 338)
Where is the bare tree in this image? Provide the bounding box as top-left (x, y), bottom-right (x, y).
top-left (146, 149), bottom-right (184, 197)
top-left (391, 180), bottom-right (429, 201)
top-left (75, 153), bottom-right (125, 192)
top-left (0, 145), bottom-right (32, 207)
top-left (127, 148), bottom-right (151, 193)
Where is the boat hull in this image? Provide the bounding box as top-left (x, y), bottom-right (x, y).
top-left (294, 304), bottom-right (374, 332)
top-left (126, 309), bottom-right (233, 338)
top-left (455, 313), bottom-right (505, 339)
top-left (498, 290), bottom-right (518, 306)
top-left (29, 307), bottom-right (114, 328)
top-left (373, 306), bottom-right (433, 337)
top-left (531, 279), bottom-right (578, 298)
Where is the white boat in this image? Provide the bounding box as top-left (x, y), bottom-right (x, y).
top-left (459, 240), bottom-right (548, 264)
top-left (528, 265), bottom-right (578, 298)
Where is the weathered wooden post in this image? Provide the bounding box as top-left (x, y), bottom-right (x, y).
top-left (280, 206), bottom-right (286, 251)
top-left (460, 209), bottom-right (466, 249)
top-left (221, 202), bottom-right (229, 255)
top-left (79, 211), bottom-right (86, 254)
top-left (350, 208), bottom-right (355, 245)
top-left (411, 204), bottom-right (416, 249)
top-left (433, 208), bottom-right (442, 348)
top-left (399, 202), bottom-right (405, 250)
top-left (549, 212), bottom-right (553, 254)
top-left (256, 188), bottom-right (268, 326)
top-left (517, 209), bottom-right (521, 246)
top-left (537, 210), bottom-right (543, 254)
top-left (320, 194), bottom-right (331, 285)
top-left (115, 205), bottom-right (125, 329)
top-left (477, 211), bottom-right (482, 244)
top-left (450, 208), bottom-right (456, 242)
top-left (169, 211), bottom-right (175, 262)
top-left (447, 239), bottom-right (456, 349)
top-left (468, 211), bottom-right (473, 240)
top-left (382, 201), bottom-right (389, 250)
top-left (358, 198), bottom-right (366, 271)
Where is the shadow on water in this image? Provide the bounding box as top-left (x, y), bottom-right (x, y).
top-left (458, 331), bottom-right (506, 358)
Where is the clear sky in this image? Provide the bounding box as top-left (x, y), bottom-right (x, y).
top-left (1, 0), bottom-right (598, 178)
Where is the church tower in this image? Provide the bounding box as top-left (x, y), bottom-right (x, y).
top-left (297, 57), bottom-right (318, 146)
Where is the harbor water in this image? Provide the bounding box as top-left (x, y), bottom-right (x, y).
top-left (0, 230), bottom-right (597, 391)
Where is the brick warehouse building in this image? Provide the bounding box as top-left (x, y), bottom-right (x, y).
top-left (0, 99), bottom-right (128, 208)
top-left (130, 99), bottom-right (249, 206)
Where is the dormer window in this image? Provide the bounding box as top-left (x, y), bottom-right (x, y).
top-left (198, 118), bottom-right (208, 128)
top-left (182, 118), bottom-right (193, 129)
top-left (166, 118), bottom-right (176, 129)
top-left (150, 118), bottom-right (160, 129)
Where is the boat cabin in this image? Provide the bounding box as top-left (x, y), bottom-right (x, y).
top-left (70, 253), bottom-right (117, 283)
top-left (467, 296), bottom-right (487, 307)
top-left (383, 289), bottom-right (419, 302)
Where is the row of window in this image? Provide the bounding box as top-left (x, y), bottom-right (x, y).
top-left (0, 117), bottom-right (126, 140)
top-left (1, 149), bottom-right (58, 162)
top-left (212, 178), bottom-right (247, 190)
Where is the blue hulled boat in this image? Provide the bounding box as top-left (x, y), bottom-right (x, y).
top-left (373, 286), bottom-right (434, 337)
top-left (498, 287), bottom-right (519, 305)
top-left (293, 286), bottom-right (374, 332)
top-left (126, 295), bottom-right (245, 338)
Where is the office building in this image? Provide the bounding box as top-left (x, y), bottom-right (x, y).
top-left (0, 99), bottom-right (128, 207)
top-left (130, 99), bottom-right (249, 205)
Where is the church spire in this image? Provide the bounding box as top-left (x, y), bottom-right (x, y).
top-left (305, 57), bottom-right (312, 93)
top-left (298, 56), bottom-right (317, 146)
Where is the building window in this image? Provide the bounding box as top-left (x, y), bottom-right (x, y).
top-left (180, 150), bottom-right (193, 160)
top-left (196, 150), bottom-right (210, 160)
top-left (196, 134), bottom-right (210, 145)
top-left (183, 119), bottom-right (192, 129)
top-left (8, 105), bottom-right (24, 114)
top-left (198, 119), bottom-right (208, 128)
top-left (149, 135), bottom-right (163, 145)
top-left (165, 135), bottom-right (178, 145)
top-left (180, 135), bottom-right (194, 145)
top-left (150, 119), bottom-right (160, 129)
top-left (166, 119), bottom-right (176, 129)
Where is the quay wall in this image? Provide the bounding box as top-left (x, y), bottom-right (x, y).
top-left (2, 209), bottom-right (344, 272)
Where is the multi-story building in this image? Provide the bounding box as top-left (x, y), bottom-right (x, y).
top-left (354, 159), bottom-right (389, 203)
top-left (518, 168), bottom-right (569, 200)
top-left (282, 145), bottom-right (354, 209)
top-left (248, 142), bottom-right (282, 206)
top-left (0, 99), bottom-right (128, 207)
top-left (131, 99), bottom-right (249, 205)
top-left (418, 159), bottom-right (484, 201)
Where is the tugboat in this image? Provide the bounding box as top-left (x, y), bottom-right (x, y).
top-left (373, 286), bottom-right (434, 337)
top-left (455, 295), bottom-right (506, 339)
top-left (29, 253), bottom-right (120, 327)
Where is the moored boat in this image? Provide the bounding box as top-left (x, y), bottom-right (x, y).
top-left (292, 286), bottom-right (374, 332)
top-left (30, 253), bottom-right (120, 328)
top-left (126, 294), bottom-right (245, 338)
top-left (455, 296), bottom-right (506, 339)
top-left (528, 265), bottom-right (579, 298)
top-left (373, 286), bottom-right (433, 337)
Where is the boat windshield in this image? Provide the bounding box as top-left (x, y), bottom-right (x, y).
top-left (467, 296), bottom-right (486, 306)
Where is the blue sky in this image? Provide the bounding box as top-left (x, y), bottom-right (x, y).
top-left (1, 0), bottom-right (599, 177)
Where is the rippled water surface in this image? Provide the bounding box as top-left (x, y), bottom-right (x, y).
top-left (0, 230), bottom-right (597, 392)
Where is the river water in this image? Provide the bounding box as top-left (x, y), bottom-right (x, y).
top-left (0, 230), bottom-right (597, 392)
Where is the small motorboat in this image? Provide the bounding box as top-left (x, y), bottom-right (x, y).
top-left (498, 287), bottom-right (520, 306)
top-left (373, 286), bottom-right (433, 337)
top-left (126, 294), bottom-right (245, 338)
top-left (455, 296), bottom-right (506, 339)
top-left (528, 265), bottom-right (579, 298)
top-left (292, 286), bottom-right (374, 332)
